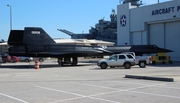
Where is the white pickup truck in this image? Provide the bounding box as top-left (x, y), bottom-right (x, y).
top-left (97, 53), bottom-right (136, 69)
top-left (122, 52), bottom-right (152, 68)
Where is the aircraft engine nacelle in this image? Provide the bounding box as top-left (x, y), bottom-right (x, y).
top-left (9, 46), bottom-right (25, 53)
top-left (26, 45), bottom-right (44, 52)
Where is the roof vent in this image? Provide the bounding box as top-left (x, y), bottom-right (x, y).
top-left (121, 0), bottom-right (143, 7)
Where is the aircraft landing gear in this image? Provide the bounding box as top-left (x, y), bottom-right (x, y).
top-left (71, 56), bottom-right (78, 66)
top-left (58, 58), bottom-right (63, 66)
top-left (57, 56), bottom-right (78, 66)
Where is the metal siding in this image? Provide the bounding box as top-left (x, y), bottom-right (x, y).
top-left (142, 31), bottom-right (147, 45)
top-left (149, 23), bottom-right (165, 47)
top-left (131, 32), bottom-right (142, 45)
top-left (130, 0), bottom-right (180, 32)
top-left (165, 21), bottom-right (180, 61)
top-left (117, 3), bottom-right (131, 45)
top-left (0, 45), bottom-right (8, 55)
top-left (131, 31), bottom-right (147, 45)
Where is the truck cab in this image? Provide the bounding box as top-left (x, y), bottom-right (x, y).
top-left (152, 53), bottom-right (172, 64)
top-left (121, 52), bottom-right (152, 68)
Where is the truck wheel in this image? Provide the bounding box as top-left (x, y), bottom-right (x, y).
top-left (100, 63), bottom-right (107, 69)
top-left (139, 61), bottom-right (146, 68)
top-left (124, 63), bottom-right (131, 69)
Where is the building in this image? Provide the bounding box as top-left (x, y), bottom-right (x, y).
top-left (0, 42), bottom-right (9, 55)
top-left (117, 0), bottom-right (180, 61)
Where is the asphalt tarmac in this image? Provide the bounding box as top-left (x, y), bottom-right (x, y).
top-left (0, 60), bottom-right (180, 103)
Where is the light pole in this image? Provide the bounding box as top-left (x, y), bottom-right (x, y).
top-left (7, 4), bottom-right (12, 30)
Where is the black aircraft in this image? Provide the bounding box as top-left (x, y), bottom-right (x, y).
top-left (7, 27), bottom-right (172, 65)
top-left (103, 45), bottom-right (173, 56)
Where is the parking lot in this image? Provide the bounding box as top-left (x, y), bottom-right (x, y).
top-left (0, 60), bottom-right (180, 103)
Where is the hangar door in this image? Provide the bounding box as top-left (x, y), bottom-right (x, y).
top-left (149, 21), bottom-right (180, 61)
top-left (131, 31), bottom-right (147, 45)
top-left (165, 21), bottom-right (180, 61)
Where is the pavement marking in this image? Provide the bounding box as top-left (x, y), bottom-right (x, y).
top-left (34, 85), bottom-right (121, 103)
top-left (85, 83), bottom-right (180, 99)
top-left (123, 83), bottom-right (170, 91)
top-left (106, 81), bottom-right (172, 86)
top-left (106, 81), bottom-right (149, 86)
top-left (0, 93), bottom-right (29, 103)
top-left (50, 96), bottom-right (121, 103)
top-left (70, 82), bottom-right (119, 90)
top-left (49, 97), bottom-right (85, 103)
top-left (127, 91), bottom-right (180, 99)
top-left (88, 91), bottom-right (122, 97)
top-left (88, 96), bottom-right (121, 103)
top-left (69, 82), bottom-right (180, 99)
top-left (35, 82), bottom-right (178, 102)
top-left (70, 82), bottom-right (168, 91)
top-left (124, 85), bottom-right (155, 91)
top-left (34, 85), bottom-right (85, 97)
top-left (159, 85), bottom-right (180, 90)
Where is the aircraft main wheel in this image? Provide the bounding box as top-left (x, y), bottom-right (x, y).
top-left (169, 60), bottom-right (172, 64)
top-left (139, 61), bottom-right (146, 68)
top-left (152, 61), bottom-right (156, 65)
top-left (57, 59), bottom-right (63, 66)
top-left (58, 62), bottom-right (63, 66)
top-left (58, 62), bottom-right (64, 66)
top-left (71, 63), bottom-right (77, 66)
top-left (124, 63), bottom-right (131, 69)
top-left (61, 62), bottom-right (64, 66)
top-left (162, 61), bottom-right (165, 64)
top-left (100, 63), bottom-right (107, 69)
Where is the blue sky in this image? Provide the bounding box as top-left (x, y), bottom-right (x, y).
top-left (0, 0), bottom-right (171, 41)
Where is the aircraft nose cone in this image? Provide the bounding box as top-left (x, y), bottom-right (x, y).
top-left (158, 47), bottom-right (173, 52)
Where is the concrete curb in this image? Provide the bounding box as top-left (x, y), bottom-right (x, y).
top-left (125, 75), bottom-right (174, 82)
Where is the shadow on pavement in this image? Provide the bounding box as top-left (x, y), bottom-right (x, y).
top-left (148, 61), bottom-right (180, 67)
top-left (0, 63), bottom-right (94, 69)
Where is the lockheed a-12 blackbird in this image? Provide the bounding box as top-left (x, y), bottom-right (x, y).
top-left (7, 27), bottom-right (172, 66)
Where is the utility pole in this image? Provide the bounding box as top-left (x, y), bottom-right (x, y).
top-left (7, 4), bottom-right (12, 30)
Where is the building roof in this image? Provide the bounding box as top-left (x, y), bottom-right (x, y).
top-left (0, 42), bottom-right (8, 45)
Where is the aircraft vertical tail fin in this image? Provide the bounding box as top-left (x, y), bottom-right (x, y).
top-left (8, 30), bottom-right (24, 45)
top-left (8, 27), bottom-right (56, 45)
top-left (23, 27), bottom-right (56, 45)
